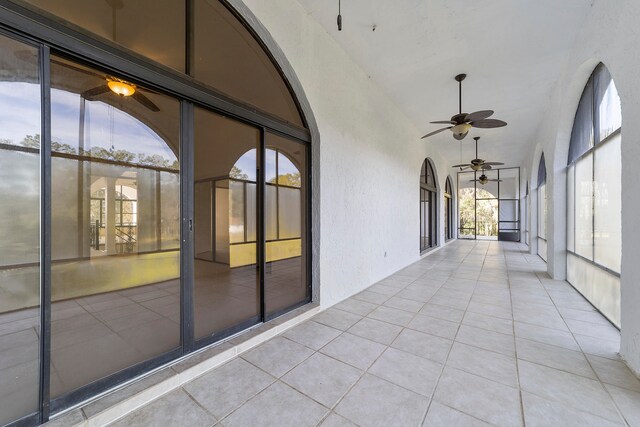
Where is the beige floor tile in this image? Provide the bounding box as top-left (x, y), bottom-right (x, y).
top-left (320, 332), bottom-right (386, 370)
top-left (282, 353), bottom-right (361, 407)
top-left (222, 381), bottom-right (328, 427)
top-left (368, 347), bottom-right (442, 396)
top-left (434, 367), bottom-right (522, 427)
top-left (335, 374), bottom-right (429, 427)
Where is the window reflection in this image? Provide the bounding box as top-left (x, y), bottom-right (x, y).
top-left (193, 108), bottom-right (260, 340)
top-left (49, 56), bottom-right (181, 398)
top-left (265, 133), bottom-right (308, 316)
top-left (23, 0), bottom-right (186, 71)
top-left (0, 36), bottom-right (41, 426)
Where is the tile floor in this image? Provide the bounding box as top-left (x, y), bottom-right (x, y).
top-left (108, 241), bottom-right (640, 426)
top-left (0, 256), bottom-right (303, 424)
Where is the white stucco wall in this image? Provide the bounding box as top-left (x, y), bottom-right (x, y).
top-left (236, 0), bottom-right (640, 375)
top-left (234, 0), bottom-right (451, 308)
top-left (522, 0), bottom-right (640, 374)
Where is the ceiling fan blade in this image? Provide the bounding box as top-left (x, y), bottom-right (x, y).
top-left (471, 119), bottom-right (507, 129)
top-left (82, 85), bottom-right (110, 99)
top-left (453, 130), bottom-right (468, 140)
top-left (420, 126), bottom-right (452, 139)
top-left (430, 120), bottom-right (454, 124)
top-left (465, 110), bottom-right (494, 122)
top-left (132, 91), bottom-right (160, 112)
top-left (483, 162), bottom-right (505, 166)
top-left (481, 164), bottom-right (492, 170)
top-left (451, 163), bottom-right (471, 168)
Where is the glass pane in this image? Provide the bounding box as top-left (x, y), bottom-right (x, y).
top-left (0, 36), bottom-right (40, 425)
top-left (278, 187), bottom-right (302, 239)
top-left (444, 197), bottom-right (450, 239)
top-left (49, 56), bottom-right (181, 398)
top-left (476, 199), bottom-right (498, 240)
top-left (231, 149), bottom-right (257, 182)
top-left (478, 170), bottom-right (498, 198)
top-left (567, 253), bottom-right (620, 327)
top-left (194, 108), bottom-right (259, 340)
top-left (567, 165), bottom-right (575, 252)
top-left (568, 80), bottom-right (594, 163)
top-left (499, 200), bottom-right (518, 222)
top-left (595, 67), bottom-right (622, 143)
top-left (23, 0), bottom-right (185, 71)
top-left (538, 154), bottom-right (547, 186)
top-left (195, 182), bottom-right (213, 261)
top-left (265, 132), bottom-right (308, 316)
top-left (425, 160), bottom-right (435, 188)
top-left (458, 184), bottom-right (475, 236)
top-left (266, 185), bottom-right (278, 241)
top-left (575, 154), bottom-right (593, 259)
top-left (246, 183), bottom-right (257, 242)
top-left (193, 0), bottom-right (303, 126)
top-left (538, 184), bottom-right (547, 239)
top-left (420, 189), bottom-right (429, 250)
top-left (594, 135), bottom-right (621, 272)
top-left (538, 237), bottom-right (547, 261)
top-left (214, 180), bottom-right (229, 264)
top-left (229, 180), bottom-right (245, 244)
top-left (265, 148), bottom-right (277, 184)
top-left (278, 152), bottom-right (302, 187)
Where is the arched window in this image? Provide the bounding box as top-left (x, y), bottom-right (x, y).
top-left (21, 0), bottom-right (304, 126)
top-left (420, 159), bottom-right (438, 252)
top-left (566, 63), bottom-right (621, 326)
top-left (444, 177), bottom-right (454, 240)
top-left (0, 0), bottom-right (312, 420)
top-left (537, 154), bottom-right (547, 261)
top-left (524, 181), bottom-right (529, 245)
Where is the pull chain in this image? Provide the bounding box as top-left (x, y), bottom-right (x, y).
top-left (337, 0), bottom-right (342, 31)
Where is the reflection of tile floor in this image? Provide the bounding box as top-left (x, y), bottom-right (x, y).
top-left (112, 241), bottom-right (639, 426)
top-left (0, 257), bottom-right (304, 425)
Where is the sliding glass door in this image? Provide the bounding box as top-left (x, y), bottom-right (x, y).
top-left (193, 108), bottom-right (261, 343)
top-left (0, 0), bottom-right (314, 422)
top-left (0, 34), bottom-right (41, 427)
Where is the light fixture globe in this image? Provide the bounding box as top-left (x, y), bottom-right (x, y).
top-left (107, 78), bottom-right (136, 97)
top-left (451, 123), bottom-right (472, 138)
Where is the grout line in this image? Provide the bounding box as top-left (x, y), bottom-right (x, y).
top-left (419, 239), bottom-right (483, 426)
top-left (505, 241), bottom-right (527, 427)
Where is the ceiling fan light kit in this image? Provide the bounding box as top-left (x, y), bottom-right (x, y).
top-left (107, 78), bottom-right (136, 97)
top-left (451, 136), bottom-right (505, 173)
top-left (421, 73), bottom-right (507, 140)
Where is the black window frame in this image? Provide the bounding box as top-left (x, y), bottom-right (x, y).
top-left (444, 176), bottom-right (453, 241)
top-left (420, 159), bottom-right (438, 253)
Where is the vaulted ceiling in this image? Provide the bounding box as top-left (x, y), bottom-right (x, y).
top-left (297, 0), bottom-right (593, 169)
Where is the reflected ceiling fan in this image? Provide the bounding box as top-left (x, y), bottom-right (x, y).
top-left (470, 173), bottom-right (502, 186)
top-left (421, 74), bottom-right (507, 140)
top-left (81, 77), bottom-right (160, 112)
top-left (13, 49), bottom-right (159, 112)
top-left (452, 136), bottom-right (504, 171)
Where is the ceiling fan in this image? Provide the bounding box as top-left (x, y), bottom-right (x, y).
top-left (421, 74), bottom-right (507, 140)
top-left (452, 136), bottom-right (504, 171)
top-left (471, 173), bottom-right (502, 186)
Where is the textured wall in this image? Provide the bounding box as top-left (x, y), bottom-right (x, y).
top-left (229, 0), bottom-right (452, 309)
